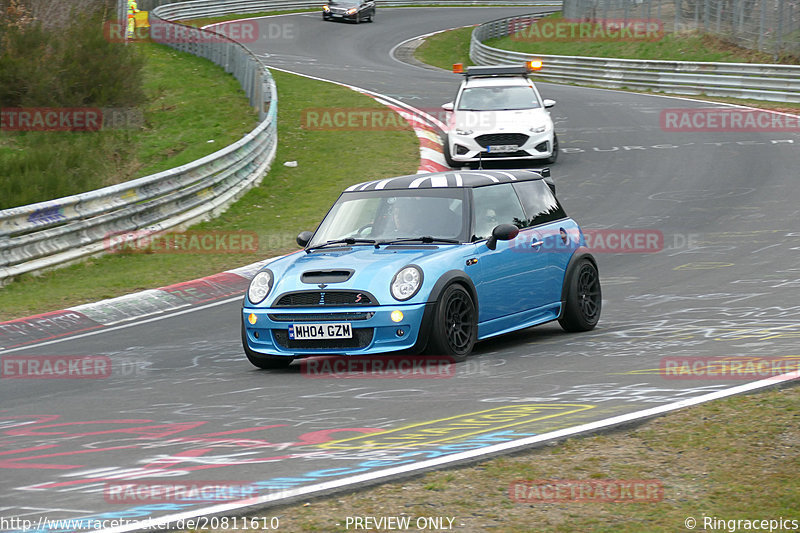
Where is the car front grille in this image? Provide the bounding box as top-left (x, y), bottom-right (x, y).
top-left (274, 291), bottom-right (376, 307)
top-left (475, 133), bottom-right (529, 148)
top-left (272, 328), bottom-right (374, 350)
top-left (480, 150), bottom-right (532, 158)
top-left (268, 312), bottom-right (374, 322)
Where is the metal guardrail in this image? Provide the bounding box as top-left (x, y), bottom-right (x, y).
top-left (0, 0), bottom-right (560, 283)
top-left (0, 4), bottom-right (280, 283)
top-left (471, 14), bottom-right (800, 103)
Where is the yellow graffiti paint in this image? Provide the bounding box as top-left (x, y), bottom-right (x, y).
top-left (318, 404), bottom-right (595, 450)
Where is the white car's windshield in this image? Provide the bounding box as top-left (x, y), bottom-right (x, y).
top-left (309, 190), bottom-right (466, 247)
top-left (457, 86), bottom-right (540, 111)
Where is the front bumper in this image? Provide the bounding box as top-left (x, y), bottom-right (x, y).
top-left (323, 9), bottom-right (359, 20)
top-left (242, 303), bottom-right (434, 357)
top-left (448, 130), bottom-right (554, 162)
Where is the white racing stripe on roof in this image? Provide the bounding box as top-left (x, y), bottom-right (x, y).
top-left (345, 184), bottom-right (361, 192)
top-left (409, 176), bottom-right (430, 189)
top-left (375, 178), bottom-right (397, 190)
top-left (357, 182), bottom-right (375, 191)
top-left (469, 172), bottom-right (499, 183)
top-left (454, 173), bottom-right (463, 187)
top-left (496, 171), bottom-right (519, 181)
top-left (430, 174), bottom-right (448, 187)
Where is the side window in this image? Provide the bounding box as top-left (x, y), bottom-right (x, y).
top-left (471, 183), bottom-right (527, 241)
top-left (513, 180), bottom-right (567, 227)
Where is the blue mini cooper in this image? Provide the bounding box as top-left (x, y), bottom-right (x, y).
top-left (242, 169), bottom-right (600, 368)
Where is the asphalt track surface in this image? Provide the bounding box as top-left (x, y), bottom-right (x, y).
top-left (1, 7), bottom-right (799, 531)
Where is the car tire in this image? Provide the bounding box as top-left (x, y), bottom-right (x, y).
top-left (368, 10), bottom-right (374, 21)
top-left (242, 323), bottom-right (294, 369)
top-left (427, 284), bottom-right (477, 362)
top-left (558, 258), bottom-right (601, 332)
top-left (355, 12), bottom-right (361, 23)
top-left (543, 133), bottom-right (559, 164)
top-left (443, 137), bottom-right (456, 168)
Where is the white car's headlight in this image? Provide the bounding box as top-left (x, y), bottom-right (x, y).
top-left (248, 270), bottom-right (273, 304)
top-left (391, 266), bottom-right (423, 301)
top-left (530, 125), bottom-right (547, 133)
top-left (455, 128), bottom-right (473, 136)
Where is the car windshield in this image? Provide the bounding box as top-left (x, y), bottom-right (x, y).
top-left (329, 0), bottom-right (359, 5)
top-left (308, 189), bottom-right (467, 248)
top-left (457, 86), bottom-right (540, 111)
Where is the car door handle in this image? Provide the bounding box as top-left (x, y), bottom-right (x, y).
top-left (531, 240), bottom-right (544, 248)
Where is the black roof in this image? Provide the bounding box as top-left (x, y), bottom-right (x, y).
top-left (345, 169), bottom-right (550, 192)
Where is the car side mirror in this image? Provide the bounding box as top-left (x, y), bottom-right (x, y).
top-left (486, 224), bottom-right (519, 251)
top-left (297, 231), bottom-right (313, 247)
top-left (441, 102), bottom-right (454, 112)
top-left (543, 99), bottom-right (556, 109)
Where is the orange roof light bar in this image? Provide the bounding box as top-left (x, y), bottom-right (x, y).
top-left (452, 63), bottom-right (464, 73)
top-left (526, 59), bottom-right (543, 71)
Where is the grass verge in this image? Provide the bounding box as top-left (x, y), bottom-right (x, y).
top-left (0, 70), bottom-right (419, 320)
top-left (235, 384), bottom-right (799, 532)
top-left (0, 42), bottom-right (258, 210)
top-left (486, 13), bottom-right (799, 64)
top-left (414, 21), bottom-right (800, 113)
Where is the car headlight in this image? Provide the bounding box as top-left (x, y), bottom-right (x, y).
top-left (346, 7), bottom-right (357, 14)
top-left (248, 270), bottom-right (273, 304)
top-left (391, 265), bottom-right (423, 301)
top-left (455, 128), bottom-right (473, 136)
top-left (530, 125), bottom-right (547, 133)
top-left (323, 5), bottom-right (330, 11)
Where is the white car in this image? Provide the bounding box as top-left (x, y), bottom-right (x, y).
top-left (442, 65), bottom-right (558, 167)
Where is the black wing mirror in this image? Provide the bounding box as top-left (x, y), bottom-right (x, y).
top-left (297, 231), bottom-right (313, 247)
top-left (486, 224), bottom-right (519, 250)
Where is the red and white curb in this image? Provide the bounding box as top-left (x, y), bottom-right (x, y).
top-left (0, 259), bottom-right (280, 351)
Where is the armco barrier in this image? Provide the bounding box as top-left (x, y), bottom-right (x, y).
top-left (0, 0), bottom-right (558, 284)
top-left (471, 14), bottom-right (800, 103)
top-left (0, 13), bottom-right (277, 283)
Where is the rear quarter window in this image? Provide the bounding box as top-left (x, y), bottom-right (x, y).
top-left (513, 180), bottom-right (567, 227)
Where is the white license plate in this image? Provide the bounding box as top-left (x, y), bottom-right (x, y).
top-left (289, 323), bottom-right (352, 340)
top-left (487, 144), bottom-right (519, 153)
top-left (332, 13), bottom-right (342, 17)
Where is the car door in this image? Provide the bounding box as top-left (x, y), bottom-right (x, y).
top-left (512, 179), bottom-right (572, 306)
top-left (470, 183), bottom-right (552, 323)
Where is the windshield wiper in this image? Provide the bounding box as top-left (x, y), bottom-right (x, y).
top-left (306, 238), bottom-right (376, 253)
top-left (376, 237), bottom-right (460, 246)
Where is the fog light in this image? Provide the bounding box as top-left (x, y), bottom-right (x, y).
top-left (391, 310), bottom-right (404, 322)
top-left (396, 329), bottom-right (404, 337)
top-left (254, 331), bottom-right (260, 339)
top-left (248, 313), bottom-right (258, 325)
